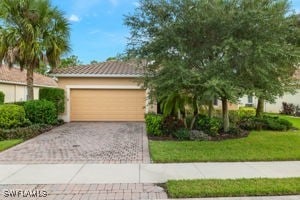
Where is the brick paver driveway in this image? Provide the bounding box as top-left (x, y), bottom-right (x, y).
top-left (0, 122), bottom-right (150, 164)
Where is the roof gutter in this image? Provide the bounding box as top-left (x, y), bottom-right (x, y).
top-left (49, 74), bottom-right (143, 78)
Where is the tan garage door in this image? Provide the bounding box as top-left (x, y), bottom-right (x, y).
top-left (70, 89), bottom-right (146, 121)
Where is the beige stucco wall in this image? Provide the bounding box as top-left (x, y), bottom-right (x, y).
top-left (213, 100), bottom-right (239, 110)
top-left (57, 77), bottom-right (141, 89)
top-left (0, 83), bottom-right (42, 103)
top-left (57, 77), bottom-right (157, 122)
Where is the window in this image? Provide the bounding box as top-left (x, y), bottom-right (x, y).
top-left (213, 97), bottom-right (218, 106)
top-left (248, 95), bottom-right (253, 104)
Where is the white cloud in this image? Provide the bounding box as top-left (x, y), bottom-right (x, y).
top-left (69, 14), bottom-right (80, 22)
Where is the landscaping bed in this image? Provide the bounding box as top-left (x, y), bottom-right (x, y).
top-left (0, 88), bottom-right (65, 151)
top-left (147, 109), bottom-right (300, 162)
top-left (0, 123), bottom-right (62, 141)
top-left (166, 178), bottom-right (300, 198)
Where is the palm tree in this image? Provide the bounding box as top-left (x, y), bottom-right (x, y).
top-left (0, 0), bottom-right (70, 100)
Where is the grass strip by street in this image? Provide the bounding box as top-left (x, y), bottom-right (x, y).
top-left (0, 139), bottom-right (23, 152)
top-left (166, 178), bottom-right (300, 198)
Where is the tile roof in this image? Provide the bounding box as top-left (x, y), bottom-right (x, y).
top-left (50, 60), bottom-right (144, 77)
top-left (0, 65), bottom-right (57, 87)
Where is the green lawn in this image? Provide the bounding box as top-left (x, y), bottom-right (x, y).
top-left (150, 115), bottom-right (300, 162)
top-left (0, 139), bottom-right (23, 152)
top-left (166, 178), bottom-right (300, 198)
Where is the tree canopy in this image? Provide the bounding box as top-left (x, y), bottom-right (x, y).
top-left (0, 0), bottom-right (70, 100)
top-left (125, 0), bottom-right (300, 131)
top-left (60, 55), bottom-right (82, 68)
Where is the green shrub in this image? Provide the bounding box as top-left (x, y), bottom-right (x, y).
top-left (197, 115), bottom-right (222, 136)
top-left (0, 124), bottom-right (53, 141)
top-left (229, 110), bottom-right (239, 124)
top-left (261, 116), bottom-right (293, 131)
top-left (145, 114), bottom-right (163, 136)
top-left (0, 104), bottom-right (30, 129)
top-left (172, 128), bottom-right (190, 140)
top-left (0, 91), bottom-right (4, 104)
top-left (39, 88), bottom-right (65, 114)
top-left (239, 115), bottom-right (292, 131)
top-left (238, 107), bottom-right (256, 118)
top-left (212, 109), bottom-right (222, 118)
top-left (24, 100), bottom-right (57, 125)
top-left (12, 101), bottom-right (26, 107)
top-left (227, 126), bottom-right (243, 136)
top-left (239, 116), bottom-right (260, 130)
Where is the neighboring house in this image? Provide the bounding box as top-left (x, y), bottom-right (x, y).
top-left (239, 91), bottom-right (300, 113)
top-left (0, 65), bottom-right (57, 103)
top-left (51, 61), bottom-right (156, 122)
top-left (239, 70), bottom-right (300, 113)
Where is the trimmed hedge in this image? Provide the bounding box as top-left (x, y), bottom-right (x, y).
top-left (238, 107), bottom-right (256, 118)
top-left (145, 114), bottom-right (163, 136)
top-left (24, 100), bottom-right (57, 125)
top-left (239, 115), bottom-right (293, 131)
top-left (39, 88), bottom-right (65, 114)
top-left (0, 104), bottom-right (30, 129)
top-left (0, 91), bottom-right (4, 104)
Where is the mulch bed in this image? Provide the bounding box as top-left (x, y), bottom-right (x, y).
top-left (148, 130), bottom-right (249, 141)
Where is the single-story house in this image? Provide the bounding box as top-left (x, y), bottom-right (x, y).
top-left (51, 61), bottom-right (156, 122)
top-left (0, 65), bottom-right (57, 103)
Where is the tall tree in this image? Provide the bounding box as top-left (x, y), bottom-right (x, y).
top-left (60, 55), bottom-right (82, 68)
top-left (125, 0), bottom-right (300, 132)
top-left (0, 0), bottom-right (70, 100)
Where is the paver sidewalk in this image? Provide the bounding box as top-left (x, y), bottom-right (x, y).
top-left (173, 196), bottom-right (300, 200)
top-left (0, 161), bottom-right (299, 184)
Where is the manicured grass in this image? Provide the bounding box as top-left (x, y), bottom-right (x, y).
top-left (0, 139), bottom-right (23, 152)
top-left (150, 116), bottom-right (300, 162)
top-left (150, 130), bottom-right (300, 162)
top-left (166, 178), bottom-right (300, 198)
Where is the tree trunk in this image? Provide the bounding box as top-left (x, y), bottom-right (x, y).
top-left (190, 101), bottom-right (199, 130)
top-left (181, 110), bottom-right (187, 128)
top-left (26, 66), bottom-right (34, 100)
top-left (222, 97), bottom-right (230, 132)
top-left (256, 97), bottom-right (264, 117)
top-left (208, 100), bottom-right (213, 118)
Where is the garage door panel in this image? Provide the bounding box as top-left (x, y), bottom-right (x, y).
top-left (70, 89), bottom-right (145, 121)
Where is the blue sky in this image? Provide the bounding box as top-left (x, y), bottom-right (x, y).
top-left (51, 0), bottom-right (300, 64)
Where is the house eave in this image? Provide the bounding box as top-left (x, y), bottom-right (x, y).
top-left (50, 74), bottom-right (143, 78)
top-left (0, 80), bottom-right (56, 88)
